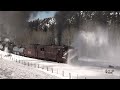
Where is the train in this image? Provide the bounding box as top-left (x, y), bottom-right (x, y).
top-left (22, 44), bottom-right (70, 63)
top-left (0, 40), bottom-right (72, 63)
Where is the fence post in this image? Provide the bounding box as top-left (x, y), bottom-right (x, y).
top-left (62, 71), bottom-right (64, 76)
top-left (69, 73), bottom-right (71, 79)
top-left (28, 62), bottom-right (29, 66)
top-left (47, 67), bottom-right (48, 71)
top-left (52, 68), bottom-right (53, 73)
top-left (25, 62), bottom-right (26, 65)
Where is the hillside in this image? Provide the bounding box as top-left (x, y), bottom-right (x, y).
top-left (28, 17), bottom-right (56, 31)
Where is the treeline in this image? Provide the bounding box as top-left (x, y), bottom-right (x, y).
top-left (28, 17), bottom-right (55, 32)
top-left (27, 18), bottom-right (56, 45)
top-left (28, 11), bottom-right (120, 46)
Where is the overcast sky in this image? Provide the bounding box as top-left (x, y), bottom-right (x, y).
top-left (29, 11), bottom-right (56, 21)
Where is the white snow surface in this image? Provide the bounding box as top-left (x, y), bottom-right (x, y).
top-left (0, 50), bottom-right (120, 79)
top-left (0, 58), bottom-right (61, 79)
top-left (0, 51), bottom-right (61, 79)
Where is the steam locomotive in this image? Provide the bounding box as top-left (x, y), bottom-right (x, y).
top-left (0, 38), bottom-right (72, 63)
top-left (2, 44), bottom-right (70, 63)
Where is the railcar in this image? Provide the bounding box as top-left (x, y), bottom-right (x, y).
top-left (23, 44), bottom-right (69, 63)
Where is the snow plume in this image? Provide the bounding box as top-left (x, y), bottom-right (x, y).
top-left (54, 11), bottom-right (120, 67)
top-left (0, 11), bottom-right (38, 45)
top-left (68, 21), bottom-right (120, 66)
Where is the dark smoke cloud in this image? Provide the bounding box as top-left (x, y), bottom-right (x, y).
top-left (0, 11), bottom-right (38, 45)
top-left (55, 11), bottom-right (64, 45)
top-left (55, 11), bottom-right (79, 45)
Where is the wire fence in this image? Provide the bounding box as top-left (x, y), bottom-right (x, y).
top-left (0, 53), bottom-right (84, 79)
top-left (0, 52), bottom-right (117, 79)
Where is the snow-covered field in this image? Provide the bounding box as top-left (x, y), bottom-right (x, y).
top-left (0, 50), bottom-right (120, 79)
top-left (0, 58), bottom-right (62, 79)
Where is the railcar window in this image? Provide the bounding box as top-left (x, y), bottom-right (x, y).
top-left (41, 48), bottom-right (44, 51)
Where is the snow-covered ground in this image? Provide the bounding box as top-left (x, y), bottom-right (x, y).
top-left (0, 50), bottom-right (120, 79)
top-left (0, 58), bottom-right (61, 79)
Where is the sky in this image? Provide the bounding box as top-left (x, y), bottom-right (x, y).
top-left (29, 11), bottom-right (56, 21)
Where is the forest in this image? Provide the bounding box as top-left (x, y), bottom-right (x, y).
top-left (0, 11), bottom-right (120, 46)
top-left (27, 11), bottom-right (120, 46)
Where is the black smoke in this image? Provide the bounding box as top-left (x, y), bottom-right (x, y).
top-left (55, 11), bottom-right (80, 45)
top-left (55, 11), bottom-right (65, 45)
